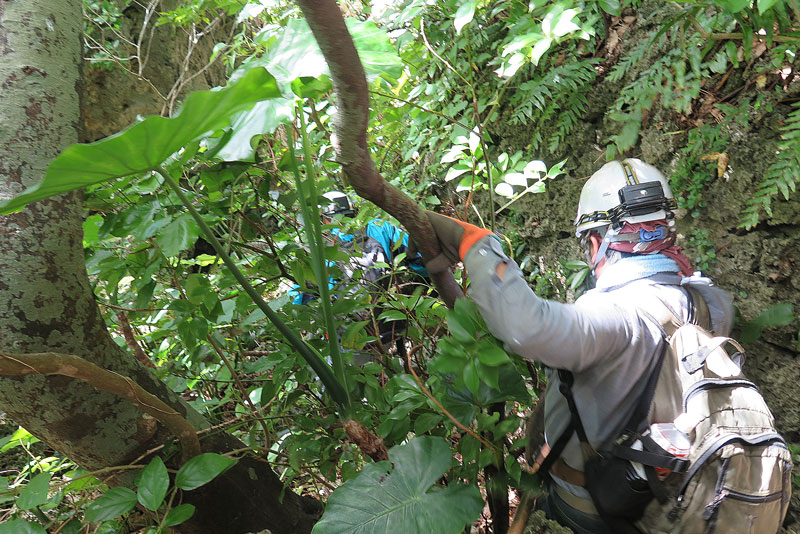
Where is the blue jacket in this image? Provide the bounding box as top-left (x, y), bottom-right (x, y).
top-left (289, 219), bottom-right (428, 304)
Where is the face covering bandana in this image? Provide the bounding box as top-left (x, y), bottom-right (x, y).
top-left (607, 220), bottom-right (693, 275)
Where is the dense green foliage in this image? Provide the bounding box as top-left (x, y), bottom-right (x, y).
top-left (1, 0), bottom-right (799, 533)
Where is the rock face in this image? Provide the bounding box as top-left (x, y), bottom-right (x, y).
top-left (479, 3), bottom-right (800, 532)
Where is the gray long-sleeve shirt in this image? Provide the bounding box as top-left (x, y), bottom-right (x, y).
top-left (463, 237), bottom-right (733, 481)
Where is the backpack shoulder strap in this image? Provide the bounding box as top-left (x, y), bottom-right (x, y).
top-left (684, 285), bottom-right (711, 330)
top-left (538, 369), bottom-right (593, 478)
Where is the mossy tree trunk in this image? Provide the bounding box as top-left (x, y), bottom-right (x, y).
top-left (0, 2), bottom-right (319, 532)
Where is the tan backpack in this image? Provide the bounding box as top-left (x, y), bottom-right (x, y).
top-left (637, 287), bottom-right (793, 533)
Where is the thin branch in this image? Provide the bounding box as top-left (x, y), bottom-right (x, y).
top-left (371, 90), bottom-right (474, 131)
top-left (116, 311), bottom-right (158, 369)
top-left (420, 17), bottom-right (470, 85)
top-left (205, 336), bottom-right (272, 450)
top-left (405, 346), bottom-right (497, 451)
top-left (0, 352), bottom-right (200, 460)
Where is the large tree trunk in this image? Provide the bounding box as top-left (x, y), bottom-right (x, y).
top-left (0, 2), bottom-right (319, 532)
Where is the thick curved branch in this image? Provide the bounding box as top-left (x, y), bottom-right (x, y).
top-left (294, 0), bottom-right (463, 308)
top-left (0, 352), bottom-right (201, 461)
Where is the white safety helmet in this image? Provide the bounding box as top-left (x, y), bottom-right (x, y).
top-left (574, 159), bottom-right (677, 238)
top-left (321, 191), bottom-right (356, 218)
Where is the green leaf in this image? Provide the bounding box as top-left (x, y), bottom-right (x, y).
top-left (83, 214), bottom-right (104, 246)
top-left (0, 520), bottom-right (46, 534)
top-left (291, 75), bottom-right (334, 99)
top-left (312, 436), bottom-right (483, 534)
top-left (740, 303), bottom-right (794, 342)
top-left (213, 98), bottom-right (294, 162)
top-left (454, 0), bottom-right (477, 34)
top-left (0, 68), bottom-right (282, 214)
top-left (446, 312), bottom-right (476, 343)
top-left (414, 413), bottom-right (443, 434)
top-left (156, 214), bottom-right (200, 257)
top-left (137, 457), bottom-right (169, 511)
top-left (716, 0), bottom-right (751, 12)
top-left (163, 503), bottom-right (196, 527)
top-left (259, 18), bottom-right (402, 86)
top-left (17, 472), bottom-right (51, 510)
top-left (0, 427), bottom-right (39, 452)
top-left (599, 0), bottom-right (621, 16)
top-left (175, 453), bottom-right (236, 490)
top-left (463, 360), bottom-right (480, 395)
top-left (84, 487), bottom-right (138, 522)
top-left (477, 343), bottom-right (510, 367)
top-left (758, 0), bottom-right (780, 13)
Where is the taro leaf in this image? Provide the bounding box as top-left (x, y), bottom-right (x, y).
top-left (0, 519), bottom-right (46, 534)
top-left (258, 18), bottom-right (402, 86)
top-left (312, 436), bottom-right (483, 534)
top-left (175, 453), bottom-right (236, 490)
top-left (137, 456), bottom-right (169, 511)
top-left (84, 487), bottom-right (138, 522)
top-left (739, 302), bottom-right (794, 342)
top-left (0, 68), bottom-right (281, 214)
top-left (213, 99), bottom-right (294, 162)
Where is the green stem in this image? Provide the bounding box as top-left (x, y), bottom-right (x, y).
top-left (466, 33), bottom-right (496, 232)
top-left (293, 105), bottom-right (349, 397)
top-left (157, 167), bottom-right (349, 411)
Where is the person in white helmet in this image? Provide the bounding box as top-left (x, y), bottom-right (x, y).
top-left (419, 159), bottom-right (734, 533)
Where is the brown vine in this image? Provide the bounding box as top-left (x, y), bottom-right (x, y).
top-left (294, 0), bottom-right (464, 309)
top-left (0, 352), bottom-right (201, 461)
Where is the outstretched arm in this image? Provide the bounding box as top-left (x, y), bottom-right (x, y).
top-left (464, 237), bottom-right (632, 372)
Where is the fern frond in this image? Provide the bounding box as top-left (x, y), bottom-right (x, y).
top-left (739, 102), bottom-right (800, 229)
top-left (509, 59), bottom-right (600, 128)
top-left (548, 93), bottom-right (589, 151)
top-left (607, 30), bottom-right (658, 83)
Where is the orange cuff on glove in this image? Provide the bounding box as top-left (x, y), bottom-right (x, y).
top-left (457, 220), bottom-right (493, 260)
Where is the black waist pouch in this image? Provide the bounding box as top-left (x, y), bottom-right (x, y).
top-left (584, 454), bottom-right (653, 519)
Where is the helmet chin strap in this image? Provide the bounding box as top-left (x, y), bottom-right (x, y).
top-left (592, 226), bottom-right (618, 268)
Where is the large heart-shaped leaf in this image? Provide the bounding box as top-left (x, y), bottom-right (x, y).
top-left (212, 99), bottom-right (294, 162)
top-left (312, 436), bottom-right (483, 534)
top-left (253, 18), bottom-right (402, 86)
top-left (0, 68), bottom-right (281, 214)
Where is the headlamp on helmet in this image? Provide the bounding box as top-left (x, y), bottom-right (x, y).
top-left (321, 191), bottom-right (356, 218)
top-left (574, 159), bottom-right (677, 237)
